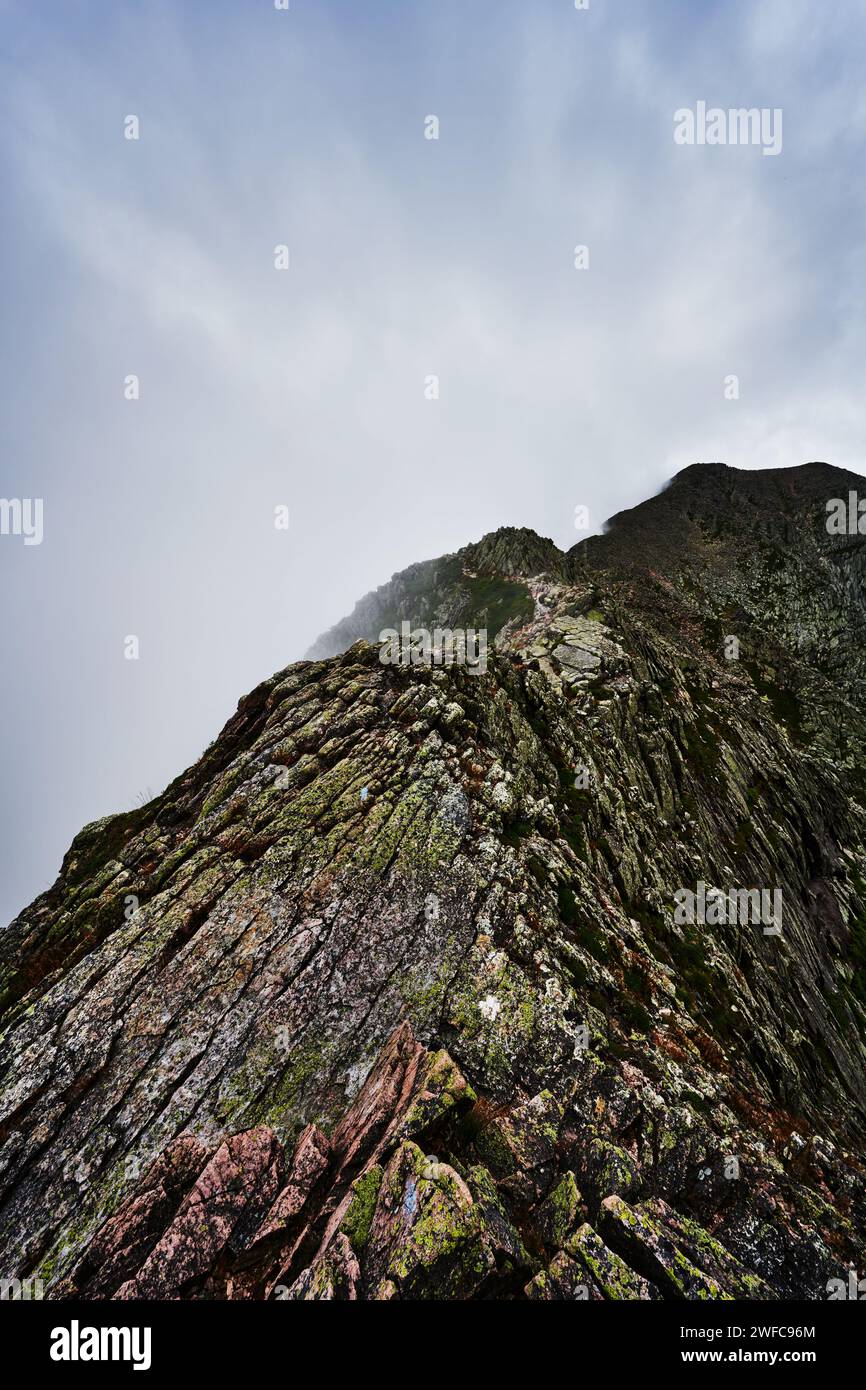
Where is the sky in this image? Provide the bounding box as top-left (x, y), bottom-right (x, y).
top-left (1, 0), bottom-right (866, 924)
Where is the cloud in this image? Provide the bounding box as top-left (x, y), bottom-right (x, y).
top-left (1, 0), bottom-right (864, 920)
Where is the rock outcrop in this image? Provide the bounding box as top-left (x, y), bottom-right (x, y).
top-left (1, 461), bottom-right (865, 1299)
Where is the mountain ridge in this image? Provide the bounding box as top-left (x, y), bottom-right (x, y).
top-left (2, 460), bottom-right (865, 1301)
top-left (308, 461), bottom-right (866, 657)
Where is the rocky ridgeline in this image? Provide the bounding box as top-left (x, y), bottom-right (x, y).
top-left (1, 462), bottom-right (865, 1299)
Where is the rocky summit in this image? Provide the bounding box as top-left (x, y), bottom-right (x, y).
top-left (2, 461), bottom-right (865, 1302)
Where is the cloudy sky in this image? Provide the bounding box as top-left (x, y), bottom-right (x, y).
top-left (1, 0), bottom-right (865, 924)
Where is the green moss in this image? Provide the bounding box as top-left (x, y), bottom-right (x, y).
top-left (469, 1118), bottom-right (517, 1178)
top-left (340, 1165), bottom-right (383, 1250)
top-left (462, 575), bottom-right (535, 638)
top-left (223, 1035), bottom-right (329, 1141)
top-left (543, 1172), bottom-right (581, 1245)
top-left (402, 1050), bottom-right (477, 1136)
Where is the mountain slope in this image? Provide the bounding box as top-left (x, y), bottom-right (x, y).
top-left (305, 526), bottom-right (568, 659)
top-left (1, 462), bottom-right (865, 1301)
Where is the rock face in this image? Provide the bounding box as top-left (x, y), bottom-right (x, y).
top-left (1, 460), bottom-right (865, 1301)
top-left (305, 526), bottom-right (566, 659)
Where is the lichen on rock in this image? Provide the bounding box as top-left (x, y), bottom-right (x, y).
top-left (2, 462), bottom-right (866, 1300)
